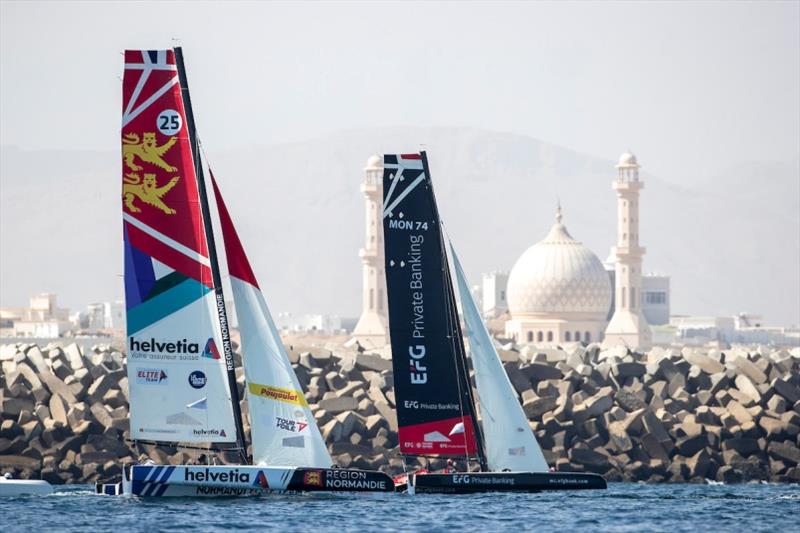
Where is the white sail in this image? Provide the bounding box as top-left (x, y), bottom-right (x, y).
top-left (450, 243), bottom-right (549, 472)
top-left (213, 176), bottom-right (332, 468)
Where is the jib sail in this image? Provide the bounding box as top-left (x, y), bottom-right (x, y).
top-left (381, 152), bottom-right (482, 459)
top-left (122, 49), bottom-right (236, 443)
top-left (450, 243), bottom-right (549, 472)
top-left (211, 174), bottom-right (333, 468)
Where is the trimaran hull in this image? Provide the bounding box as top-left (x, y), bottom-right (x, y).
top-left (409, 471), bottom-right (607, 494)
top-left (97, 465), bottom-right (394, 497)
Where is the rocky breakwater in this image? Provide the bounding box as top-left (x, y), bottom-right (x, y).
top-left (1, 341), bottom-right (799, 484)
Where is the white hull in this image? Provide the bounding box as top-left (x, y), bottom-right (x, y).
top-left (97, 464), bottom-right (394, 497)
top-left (0, 478), bottom-right (54, 497)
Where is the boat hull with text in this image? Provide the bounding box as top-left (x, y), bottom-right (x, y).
top-left (410, 471), bottom-right (607, 494)
top-left (96, 464), bottom-right (394, 497)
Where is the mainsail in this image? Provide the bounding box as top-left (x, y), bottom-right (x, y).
top-left (211, 175), bottom-right (332, 468)
top-left (450, 244), bottom-right (549, 472)
top-left (381, 153), bottom-right (482, 459)
top-left (122, 50), bottom-right (236, 443)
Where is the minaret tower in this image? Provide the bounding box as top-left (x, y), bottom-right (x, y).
top-left (352, 154), bottom-right (388, 347)
top-left (604, 151), bottom-right (651, 349)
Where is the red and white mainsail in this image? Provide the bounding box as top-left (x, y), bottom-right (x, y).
top-left (211, 175), bottom-right (332, 468)
top-left (122, 50), bottom-right (236, 443)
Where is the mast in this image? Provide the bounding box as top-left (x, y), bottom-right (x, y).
top-left (174, 46), bottom-right (248, 464)
top-left (420, 151), bottom-right (489, 472)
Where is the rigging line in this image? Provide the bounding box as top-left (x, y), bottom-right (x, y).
top-left (422, 155), bottom-right (473, 467)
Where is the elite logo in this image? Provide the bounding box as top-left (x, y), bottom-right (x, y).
top-left (253, 470), bottom-right (269, 489)
top-left (136, 368), bottom-right (168, 385)
top-left (203, 338), bottom-right (221, 360)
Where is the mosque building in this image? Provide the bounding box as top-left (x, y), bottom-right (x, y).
top-left (503, 205), bottom-right (613, 344)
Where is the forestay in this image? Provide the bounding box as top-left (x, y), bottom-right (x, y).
top-left (122, 49), bottom-right (236, 443)
top-left (211, 176), bottom-right (332, 468)
top-left (450, 243), bottom-right (549, 472)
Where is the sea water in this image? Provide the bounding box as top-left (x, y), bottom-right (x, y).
top-left (1, 483), bottom-right (798, 532)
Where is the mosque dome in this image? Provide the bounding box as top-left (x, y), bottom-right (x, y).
top-left (365, 154), bottom-right (383, 170)
top-left (617, 151), bottom-right (638, 167)
top-left (507, 207), bottom-right (612, 318)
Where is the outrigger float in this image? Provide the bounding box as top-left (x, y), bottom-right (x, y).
top-left (97, 47), bottom-right (392, 497)
top-left (380, 153), bottom-right (607, 494)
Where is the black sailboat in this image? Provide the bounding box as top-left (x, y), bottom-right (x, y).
top-left (381, 152), bottom-right (607, 493)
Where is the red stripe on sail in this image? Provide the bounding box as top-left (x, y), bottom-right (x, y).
top-left (400, 153), bottom-right (422, 159)
top-left (210, 172), bottom-right (260, 289)
top-left (398, 416), bottom-right (478, 456)
top-left (126, 221), bottom-right (213, 288)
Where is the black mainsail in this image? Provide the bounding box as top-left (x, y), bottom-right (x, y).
top-left (382, 152), bottom-right (486, 469)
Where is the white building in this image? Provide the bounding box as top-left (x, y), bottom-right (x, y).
top-left (505, 205), bottom-right (613, 344)
top-left (604, 152), bottom-right (652, 349)
top-left (274, 312), bottom-right (344, 335)
top-left (1, 293), bottom-right (72, 338)
top-left (604, 254), bottom-right (671, 326)
top-left (482, 271), bottom-right (509, 318)
top-left (352, 155), bottom-right (389, 347)
top-left (668, 314), bottom-right (798, 346)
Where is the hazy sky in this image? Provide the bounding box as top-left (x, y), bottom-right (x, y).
top-left (1, 1), bottom-right (799, 324)
top-left (1, 1), bottom-right (798, 182)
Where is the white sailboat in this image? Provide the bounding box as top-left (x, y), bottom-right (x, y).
top-left (380, 151), bottom-right (606, 493)
top-left (98, 47), bottom-right (391, 497)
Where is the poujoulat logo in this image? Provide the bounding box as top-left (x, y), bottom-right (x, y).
top-left (129, 337), bottom-right (199, 354)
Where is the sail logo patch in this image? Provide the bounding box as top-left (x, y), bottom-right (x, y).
top-left (122, 131), bottom-right (181, 215)
top-left (188, 370), bottom-right (207, 389)
top-left (184, 468), bottom-right (249, 484)
top-left (186, 397), bottom-right (207, 410)
top-left (253, 470), bottom-right (269, 489)
top-left (202, 338), bottom-right (221, 360)
top-left (248, 382), bottom-right (309, 407)
top-left (129, 337), bottom-right (199, 355)
top-left (136, 368), bottom-right (168, 385)
top-left (276, 416), bottom-right (308, 433)
top-left (303, 470), bottom-right (323, 487)
top-left (192, 428), bottom-right (227, 438)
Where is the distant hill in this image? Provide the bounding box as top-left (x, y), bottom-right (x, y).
top-left (1, 127), bottom-right (798, 326)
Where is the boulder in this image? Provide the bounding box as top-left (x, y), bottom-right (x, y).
top-left (611, 362), bottom-right (646, 379)
top-left (767, 441), bottom-right (800, 465)
top-left (318, 395), bottom-right (358, 415)
top-left (730, 356), bottom-right (768, 384)
top-left (355, 353), bottom-right (392, 373)
top-left (615, 389), bottom-right (647, 412)
top-left (686, 449), bottom-right (711, 479)
top-left (521, 363), bottom-right (563, 382)
top-left (522, 395), bottom-right (558, 419)
top-left (683, 351), bottom-right (725, 374)
top-left (772, 378), bottom-right (800, 404)
top-left (607, 421), bottom-right (633, 452)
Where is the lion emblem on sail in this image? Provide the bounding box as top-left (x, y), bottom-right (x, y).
top-left (123, 173), bottom-right (180, 215)
top-left (122, 132), bottom-right (178, 172)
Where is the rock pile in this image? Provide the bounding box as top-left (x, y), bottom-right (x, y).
top-left (1, 341), bottom-right (799, 484)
